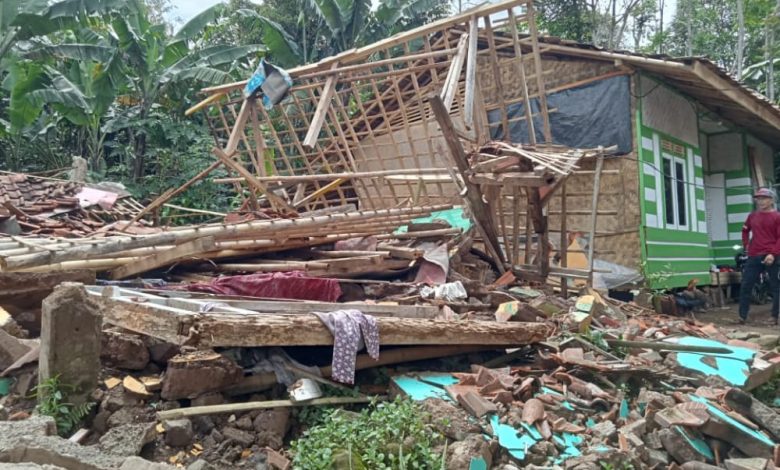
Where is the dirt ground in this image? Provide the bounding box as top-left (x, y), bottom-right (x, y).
top-left (695, 300), bottom-right (780, 336)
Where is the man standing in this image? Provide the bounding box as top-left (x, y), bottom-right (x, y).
top-left (740, 187), bottom-right (780, 325)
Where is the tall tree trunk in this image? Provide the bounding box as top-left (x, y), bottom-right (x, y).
top-left (685, 0), bottom-right (693, 56)
top-left (767, 21), bottom-right (774, 101)
top-left (658, 0), bottom-right (665, 54)
top-left (609, 0), bottom-right (617, 48)
top-left (133, 133), bottom-right (147, 181)
top-left (737, 0), bottom-right (745, 80)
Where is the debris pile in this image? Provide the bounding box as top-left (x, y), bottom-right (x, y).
top-left (389, 306), bottom-right (780, 470)
top-left (0, 172), bottom-right (146, 237)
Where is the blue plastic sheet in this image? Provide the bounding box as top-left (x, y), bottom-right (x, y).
top-left (672, 337), bottom-right (756, 386)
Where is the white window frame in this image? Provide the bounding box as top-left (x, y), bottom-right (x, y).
top-left (661, 153), bottom-right (690, 231)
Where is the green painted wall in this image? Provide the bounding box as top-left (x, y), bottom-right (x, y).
top-left (637, 123), bottom-right (711, 288)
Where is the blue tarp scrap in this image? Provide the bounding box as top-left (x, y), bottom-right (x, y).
top-left (689, 394), bottom-right (775, 448)
top-left (391, 375), bottom-right (453, 401)
top-left (489, 414), bottom-right (537, 461)
top-left (673, 425), bottom-right (715, 462)
top-left (670, 337), bottom-right (756, 387)
top-left (395, 207), bottom-right (473, 234)
top-left (619, 399), bottom-right (630, 420)
top-left (418, 374), bottom-right (460, 388)
top-left (540, 386), bottom-right (575, 411)
top-left (553, 432), bottom-right (584, 464)
top-left (244, 58), bottom-right (292, 109)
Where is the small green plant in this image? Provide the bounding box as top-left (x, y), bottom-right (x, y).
top-left (600, 462), bottom-right (635, 470)
top-left (32, 375), bottom-right (94, 436)
top-left (752, 371), bottom-right (780, 407)
top-left (639, 261), bottom-right (674, 295)
top-left (291, 397), bottom-right (445, 470)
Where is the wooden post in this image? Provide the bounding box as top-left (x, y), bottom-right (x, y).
top-left (464, 16), bottom-right (478, 128)
top-left (225, 99), bottom-right (252, 155)
top-left (429, 94), bottom-right (506, 269)
top-left (560, 181), bottom-right (568, 297)
top-left (587, 156), bottom-right (605, 286)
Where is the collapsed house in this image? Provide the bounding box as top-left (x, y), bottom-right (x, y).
top-left (183, 0), bottom-right (780, 290)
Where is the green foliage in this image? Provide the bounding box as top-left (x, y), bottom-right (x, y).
top-left (752, 371), bottom-right (780, 407)
top-left (291, 397), bottom-right (445, 470)
top-left (32, 375), bottom-right (94, 437)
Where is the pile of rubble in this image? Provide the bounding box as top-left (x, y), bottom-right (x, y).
top-left (0, 269), bottom-right (778, 469)
top-left (0, 172), bottom-right (147, 237)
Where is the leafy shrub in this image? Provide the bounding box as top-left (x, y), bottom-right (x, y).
top-left (291, 397), bottom-right (445, 470)
top-left (32, 375), bottom-right (94, 436)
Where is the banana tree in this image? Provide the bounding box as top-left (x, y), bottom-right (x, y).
top-left (6, 37), bottom-right (123, 170)
top-left (110, 2), bottom-right (266, 179)
top-left (308, 0), bottom-right (450, 56)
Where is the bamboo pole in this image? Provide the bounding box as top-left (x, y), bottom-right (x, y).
top-left (1, 205), bottom-right (451, 271)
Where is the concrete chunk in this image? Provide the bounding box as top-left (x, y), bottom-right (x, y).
top-left (163, 419), bottom-right (194, 448)
top-left (221, 427), bottom-right (254, 448)
top-left (655, 407), bottom-right (708, 428)
top-left (0, 328), bottom-right (31, 370)
top-left (660, 426), bottom-right (713, 464)
top-left (101, 330), bottom-right (149, 371)
top-left (724, 458), bottom-right (770, 470)
top-left (98, 423), bottom-right (156, 456)
top-left (161, 351), bottom-right (242, 400)
top-left (40, 283), bottom-right (101, 406)
top-left (119, 456), bottom-right (177, 469)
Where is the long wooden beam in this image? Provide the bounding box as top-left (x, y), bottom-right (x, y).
top-left (429, 94), bottom-right (506, 268)
top-left (95, 293), bottom-right (552, 348)
top-left (463, 17), bottom-right (479, 127)
top-left (691, 61), bottom-right (780, 132)
top-left (198, 0), bottom-right (531, 95)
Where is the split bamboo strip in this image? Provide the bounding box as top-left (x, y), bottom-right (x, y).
top-left (0, 205), bottom-right (450, 271)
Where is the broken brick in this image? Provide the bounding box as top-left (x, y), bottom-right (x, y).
top-left (457, 390), bottom-right (498, 418)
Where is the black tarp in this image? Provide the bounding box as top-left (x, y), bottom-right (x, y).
top-left (487, 75), bottom-right (632, 154)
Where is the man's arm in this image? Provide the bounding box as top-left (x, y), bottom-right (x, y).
top-left (742, 213), bottom-right (752, 249)
top-left (773, 213), bottom-right (780, 256)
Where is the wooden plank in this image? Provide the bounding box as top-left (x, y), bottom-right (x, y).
top-left (213, 167), bottom-right (452, 184)
top-left (441, 34), bottom-right (469, 111)
top-left (293, 178), bottom-right (346, 208)
top-left (303, 63), bottom-right (339, 148)
top-left (212, 147), bottom-right (297, 215)
top-left (110, 236), bottom-right (217, 280)
top-left (508, 7), bottom-right (537, 144)
top-left (463, 17), bottom-right (478, 127)
top-left (526, 2), bottom-right (552, 143)
top-left (225, 99), bottom-right (251, 155)
top-left (470, 172), bottom-right (549, 186)
top-left (484, 14), bottom-right (510, 139)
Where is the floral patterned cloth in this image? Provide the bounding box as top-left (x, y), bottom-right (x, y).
top-left (313, 310), bottom-right (380, 384)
